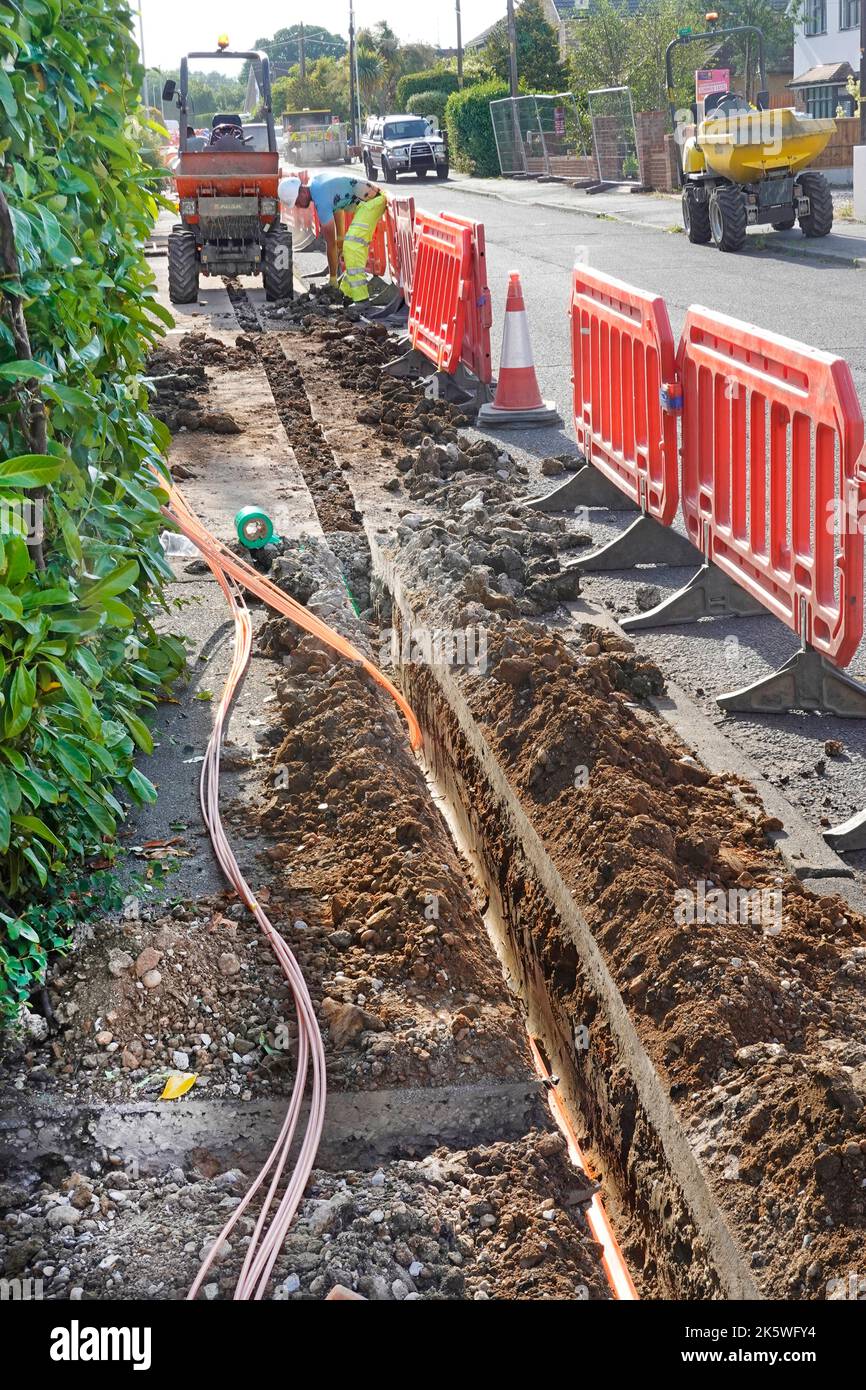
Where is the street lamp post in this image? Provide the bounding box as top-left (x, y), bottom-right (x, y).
top-left (506, 0), bottom-right (519, 99)
top-left (137, 0), bottom-right (149, 110)
top-left (348, 2), bottom-right (357, 147)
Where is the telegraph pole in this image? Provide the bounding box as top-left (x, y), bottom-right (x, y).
top-left (456, 0), bottom-right (464, 89)
top-left (348, 2), bottom-right (357, 146)
top-left (506, 0), bottom-right (519, 98)
top-left (299, 22), bottom-right (306, 80)
top-left (138, 0), bottom-right (150, 111)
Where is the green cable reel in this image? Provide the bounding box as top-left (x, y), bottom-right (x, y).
top-left (235, 506), bottom-right (280, 550)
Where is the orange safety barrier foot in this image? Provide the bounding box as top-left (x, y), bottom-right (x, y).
top-left (718, 643), bottom-right (866, 719)
top-left (621, 559), bottom-right (767, 633)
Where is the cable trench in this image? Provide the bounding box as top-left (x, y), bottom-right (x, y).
top-left (161, 479), bottom-right (415, 1299)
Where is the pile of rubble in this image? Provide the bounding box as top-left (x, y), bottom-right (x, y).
top-left (0, 1130), bottom-right (611, 1301)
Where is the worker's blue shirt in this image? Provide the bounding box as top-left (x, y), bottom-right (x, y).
top-left (309, 174), bottom-right (376, 227)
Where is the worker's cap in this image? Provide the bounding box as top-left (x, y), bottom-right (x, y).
top-left (278, 176), bottom-right (301, 209)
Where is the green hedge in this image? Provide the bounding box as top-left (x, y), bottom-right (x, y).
top-left (396, 68), bottom-right (460, 111)
top-left (406, 90), bottom-right (450, 130)
top-left (445, 80), bottom-right (510, 177)
top-left (0, 0), bottom-right (184, 1020)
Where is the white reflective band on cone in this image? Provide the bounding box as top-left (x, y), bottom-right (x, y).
top-left (501, 312), bottom-right (534, 369)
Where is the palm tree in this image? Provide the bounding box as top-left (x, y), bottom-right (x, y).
top-left (357, 22), bottom-right (403, 110)
top-left (356, 46), bottom-right (382, 113)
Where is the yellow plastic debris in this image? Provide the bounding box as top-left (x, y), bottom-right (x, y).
top-left (160, 1071), bottom-right (198, 1101)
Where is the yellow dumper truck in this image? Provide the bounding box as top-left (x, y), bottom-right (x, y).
top-left (670, 16), bottom-right (835, 252)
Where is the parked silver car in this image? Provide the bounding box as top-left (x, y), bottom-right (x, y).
top-left (362, 114), bottom-right (449, 183)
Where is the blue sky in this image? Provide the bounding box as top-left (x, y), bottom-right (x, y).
top-left (137, 0), bottom-right (507, 71)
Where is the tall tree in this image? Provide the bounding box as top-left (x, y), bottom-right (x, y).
top-left (241, 25), bottom-right (347, 86)
top-left (271, 56), bottom-right (351, 121)
top-left (567, 0), bottom-right (715, 114)
top-left (713, 0), bottom-right (797, 97)
top-left (483, 0), bottom-right (566, 93)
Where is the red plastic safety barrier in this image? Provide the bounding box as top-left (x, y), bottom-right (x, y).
top-left (386, 196), bottom-right (417, 301)
top-left (571, 266), bottom-right (679, 524)
top-left (288, 200), bottom-right (318, 243)
top-left (283, 171), bottom-right (320, 245)
top-left (408, 211), bottom-right (472, 373)
top-left (441, 212), bottom-right (493, 387)
top-left (679, 308), bottom-right (866, 665)
top-left (367, 217), bottom-right (388, 277)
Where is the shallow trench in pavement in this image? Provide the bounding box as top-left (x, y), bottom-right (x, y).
top-left (196, 282), bottom-right (866, 1300)
top-left (2, 268), bottom-right (865, 1302)
top-left (223, 294), bottom-right (725, 1299)
top-left (256, 289), bottom-right (866, 1302)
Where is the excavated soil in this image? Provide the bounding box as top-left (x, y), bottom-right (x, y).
top-left (246, 626), bottom-right (530, 1092)
top-left (146, 332), bottom-right (253, 435)
top-left (448, 621), bottom-right (866, 1297)
top-left (258, 304), bottom-right (866, 1297)
top-left (0, 1129), bottom-right (610, 1302)
top-left (2, 631), bottom-right (529, 1103)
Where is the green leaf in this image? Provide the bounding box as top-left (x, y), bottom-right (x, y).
top-left (100, 597), bottom-right (135, 629)
top-left (21, 843), bottom-right (48, 887)
top-left (0, 767), bottom-right (21, 814)
top-left (43, 383), bottom-right (91, 409)
top-left (12, 814), bottom-right (64, 851)
top-left (11, 664), bottom-right (36, 714)
top-left (117, 705), bottom-right (153, 754)
top-left (47, 661), bottom-right (94, 717)
top-left (0, 360), bottom-right (52, 383)
top-left (17, 767), bottom-right (59, 805)
top-left (0, 585), bottom-right (23, 622)
top-left (81, 559), bottom-right (139, 609)
top-left (127, 767), bottom-right (158, 804)
top-left (51, 738), bottom-right (91, 784)
top-left (0, 453), bottom-right (64, 488)
top-left (3, 538), bottom-right (32, 587)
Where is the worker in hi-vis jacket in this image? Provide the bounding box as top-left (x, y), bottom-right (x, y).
top-left (279, 173), bottom-right (386, 303)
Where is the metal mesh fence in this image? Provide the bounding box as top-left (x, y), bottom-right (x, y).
top-left (587, 87), bottom-right (640, 185)
top-left (490, 93), bottom-right (594, 181)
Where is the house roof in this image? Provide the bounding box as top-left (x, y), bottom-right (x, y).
top-left (465, 20), bottom-right (500, 49)
top-left (789, 61), bottom-right (854, 88)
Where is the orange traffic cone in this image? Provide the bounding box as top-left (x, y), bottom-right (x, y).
top-left (478, 271), bottom-right (562, 429)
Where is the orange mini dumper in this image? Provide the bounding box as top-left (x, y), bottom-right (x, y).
top-left (162, 41), bottom-right (291, 303)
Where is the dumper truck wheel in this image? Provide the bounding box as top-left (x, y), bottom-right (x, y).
top-left (263, 224), bottom-right (293, 302)
top-left (167, 229), bottom-right (199, 304)
top-left (709, 185), bottom-right (746, 253)
top-left (797, 172), bottom-right (833, 238)
top-left (682, 186), bottom-right (711, 244)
